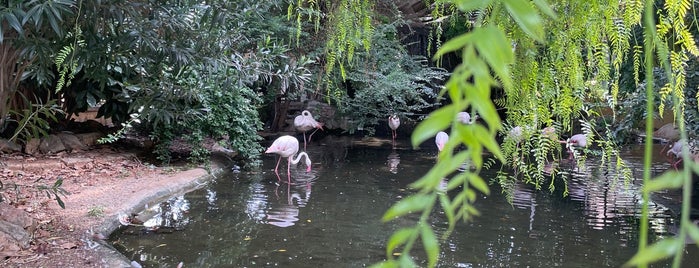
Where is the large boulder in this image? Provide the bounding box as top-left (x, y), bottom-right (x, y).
top-left (0, 138), bottom-right (21, 153)
top-left (39, 134), bottom-right (66, 154)
top-left (58, 133), bottom-right (87, 152)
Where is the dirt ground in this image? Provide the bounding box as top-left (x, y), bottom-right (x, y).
top-left (0, 145), bottom-right (226, 267)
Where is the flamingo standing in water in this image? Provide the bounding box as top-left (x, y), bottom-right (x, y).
top-left (388, 114), bottom-right (400, 144)
top-left (294, 110), bottom-right (323, 150)
top-left (560, 134), bottom-right (587, 159)
top-left (457, 112), bottom-right (478, 124)
top-left (435, 131), bottom-right (449, 152)
top-left (265, 135), bottom-right (312, 183)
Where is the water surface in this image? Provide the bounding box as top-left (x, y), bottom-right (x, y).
top-left (110, 138), bottom-right (699, 267)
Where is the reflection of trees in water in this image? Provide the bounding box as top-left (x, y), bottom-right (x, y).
top-left (511, 159), bottom-right (674, 237)
top-left (315, 135), bottom-right (352, 167)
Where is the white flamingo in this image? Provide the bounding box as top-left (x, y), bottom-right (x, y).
top-left (388, 114), bottom-right (400, 144)
top-left (294, 110), bottom-right (323, 150)
top-left (457, 112), bottom-right (478, 124)
top-left (560, 134), bottom-right (587, 160)
top-left (265, 135), bottom-right (312, 183)
top-left (435, 131), bottom-right (449, 152)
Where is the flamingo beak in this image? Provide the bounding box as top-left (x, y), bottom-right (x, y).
top-left (306, 166), bottom-right (311, 172)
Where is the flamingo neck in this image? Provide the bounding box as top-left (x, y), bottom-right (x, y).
top-left (290, 152), bottom-right (311, 167)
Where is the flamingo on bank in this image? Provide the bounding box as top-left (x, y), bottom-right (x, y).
top-left (265, 135), bottom-right (312, 183)
top-left (388, 114), bottom-right (400, 144)
top-left (294, 110), bottom-right (323, 150)
top-left (560, 134), bottom-right (587, 160)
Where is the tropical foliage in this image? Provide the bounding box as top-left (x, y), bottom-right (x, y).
top-left (2, 0), bottom-right (699, 267)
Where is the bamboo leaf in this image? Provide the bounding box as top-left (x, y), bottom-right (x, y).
top-left (420, 224), bottom-right (439, 268)
top-left (624, 238), bottom-right (680, 267)
top-left (382, 194), bottom-right (434, 222)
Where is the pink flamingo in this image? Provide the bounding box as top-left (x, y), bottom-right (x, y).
top-left (388, 114), bottom-right (400, 144)
top-left (435, 131), bottom-right (448, 152)
top-left (457, 112), bottom-right (478, 124)
top-left (265, 135), bottom-right (312, 183)
top-left (666, 141), bottom-right (684, 169)
top-left (560, 134), bottom-right (587, 159)
top-left (294, 110), bottom-right (323, 150)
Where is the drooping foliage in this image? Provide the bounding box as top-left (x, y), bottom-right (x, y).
top-left (1, 0), bottom-right (312, 163)
top-left (333, 22), bottom-right (449, 135)
top-left (363, 0), bottom-right (699, 267)
top-left (286, 1), bottom-right (450, 134)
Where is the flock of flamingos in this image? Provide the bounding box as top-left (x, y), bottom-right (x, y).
top-left (265, 109), bottom-right (690, 183)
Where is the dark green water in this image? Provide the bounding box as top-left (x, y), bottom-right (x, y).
top-left (109, 138), bottom-right (699, 267)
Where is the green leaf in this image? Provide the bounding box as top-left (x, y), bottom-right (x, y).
top-left (386, 227), bottom-right (415, 256)
top-left (55, 193), bottom-right (65, 209)
top-left (449, 0), bottom-right (493, 12)
top-left (644, 171), bottom-right (683, 192)
top-left (472, 125), bottom-right (504, 161)
top-left (420, 224), bottom-right (439, 267)
top-left (624, 238), bottom-right (680, 267)
top-left (53, 178), bottom-right (63, 188)
top-left (412, 105), bottom-right (456, 147)
top-left (532, 0), bottom-right (557, 19)
top-left (382, 194), bottom-right (434, 222)
top-left (472, 26), bottom-right (514, 90)
top-left (398, 254), bottom-right (418, 267)
top-left (686, 222), bottom-right (699, 244)
top-left (413, 151), bottom-right (469, 191)
top-left (368, 260), bottom-right (398, 268)
top-left (502, 0), bottom-right (544, 42)
top-left (439, 194), bottom-right (456, 227)
top-left (434, 33), bottom-right (473, 60)
top-left (467, 173), bottom-right (490, 195)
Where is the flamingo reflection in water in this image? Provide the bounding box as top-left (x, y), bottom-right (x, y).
top-left (265, 135), bottom-right (312, 183)
top-left (266, 171), bottom-right (316, 228)
top-left (387, 150), bottom-right (400, 174)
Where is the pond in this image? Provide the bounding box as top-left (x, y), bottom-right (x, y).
top-left (109, 136), bottom-right (699, 267)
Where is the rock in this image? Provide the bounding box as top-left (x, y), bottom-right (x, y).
top-left (58, 133), bottom-right (87, 152)
top-left (39, 134), bottom-right (66, 154)
top-left (0, 203), bottom-right (35, 229)
top-left (75, 132), bottom-right (104, 146)
top-left (0, 203), bottom-right (35, 258)
top-left (25, 138), bottom-right (40, 155)
top-left (0, 138), bottom-right (21, 153)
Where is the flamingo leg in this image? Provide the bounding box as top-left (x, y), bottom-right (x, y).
top-left (303, 132), bottom-right (308, 151)
top-left (287, 158), bottom-right (292, 184)
top-left (274, 157), bottom-right (282, 181)
top-left (308, 128), bottom-right (319, 144)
